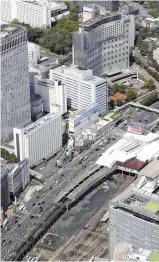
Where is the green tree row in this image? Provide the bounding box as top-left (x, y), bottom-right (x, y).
top-left (111, 83), bottom-right (126, 95)
top-left (140, 92), bottom-right (158, 106)
top-left (11, 3), bottom-right (79, 55)
top-left (137, 27), bottom-right (159, 47)
top-left (135, 57), bottom-right (159, 82)
top-left (149, 8), bottom-right (159, 18)
top-left (1, 148), bottom-right (17, 163)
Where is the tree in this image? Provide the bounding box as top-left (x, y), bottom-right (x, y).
top-left (144, 79), bottom-right (156, 91)
top-left (116, 100), bottom-right (123, 107)
top-left (10, 17), bottom-right (79, 55)
top-left (109, 100), bottom-right (115, 109)
top-left (1, 148), bottom-right (17, 163)
top-left (126, 89), bottom-right (137, 101)
top-left (111, 83), bottom-right (125, 94)
top-left (135, 57), bottom-right (141, 65)
top-left (140, 92), bottom-right (158, 106)
top-left (54, 43), bottom-right (64, 54)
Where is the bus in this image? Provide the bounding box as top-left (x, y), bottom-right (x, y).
top-left (19, 204), bottom-right (25, 211)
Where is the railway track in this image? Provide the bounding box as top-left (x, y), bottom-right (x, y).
top-left (4, 165), bottom-right (112, 261)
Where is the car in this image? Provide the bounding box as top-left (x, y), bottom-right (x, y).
top-left (68, 179), bottom-right (70, 182)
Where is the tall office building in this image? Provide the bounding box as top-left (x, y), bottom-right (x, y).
top-left (1, 23), bottom-right (31, 141)
top-left (109, 163), bottom-right (159, 259)
top-left (34, 76), bottom-right (67, 115)
top-left (50, 65), bottom-right (108, 114)
top-left (75, 0), bottom-right (119, 12)
top-left (73, 12), bottom-right (134, 76)
top-left (13, 110), bottom-right (62, 167)
top-left (1, 167), bottom-right (10, 212)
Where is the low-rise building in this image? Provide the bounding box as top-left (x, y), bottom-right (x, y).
top-left (153, 48), bottom-right (159, 65)
top-left (144, 17), bottom-right (159, 28)
top-left (34, 75), bottom-right (67, 115)
top-left (68, 105), bottom-right (99, 138)
top-left (82, 4), bottom-right (100, 23)
top-left (13, 109), bottom-right (62, 167)
top-left (6, 159), bottom-right (30, 195)
top-left (28, 42), bottom-right (40, 65)
top-left (141, 37), bottom-right (159, 52)
top-left (1, 167), bottom-right (10, 212)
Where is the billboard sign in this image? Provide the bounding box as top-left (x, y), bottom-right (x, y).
top-left (74, 105), bottom-right (99, 127)
top-left (127, 125), bottom-right (143, 135)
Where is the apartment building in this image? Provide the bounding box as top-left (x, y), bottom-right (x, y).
top-left (73, 12), bottom-right (135, 76)
top-left (50, 65), bottom-right (108, 114)
top-left (13, 110), bottom-right (62, 167)
top-left (34, 76), bottom-right (67, 115)
top-left (109, 161), bottom-right (159, 259)
top-left (1, 23), bottom-right (31, 142)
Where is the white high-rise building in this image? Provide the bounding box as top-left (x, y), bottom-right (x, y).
top-left (1, 0), bottom-right (51, 28)
top-left (34, 76), bottom-right (67, 115)
top-left (13, 111), bottom-right (62, 167)
top-left (1, 0), bottom-right (68, 28)
top-left (73, 12), bottom-right (135, 76)
top-left (1, 23), bottom-right (31, 141)
top-left (50, 65), bottom-right (108, 114)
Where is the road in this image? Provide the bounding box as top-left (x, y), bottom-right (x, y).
top-left (2, 133), bottom-right (119, 260)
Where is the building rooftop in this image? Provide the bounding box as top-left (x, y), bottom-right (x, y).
top-left (109, 92), bottom-right (126, 101)
top-left (148, 252), bottom-right (159, 261)
top-left (80, 11), bottom-right (121, 29)
top-left (97, 132), bottom-right (159, 169)
top-left (16, 112), bottom-right (60, 135)
top-left (51, 65), bottom-right (106, 84)
top-left (0, 23), bottom-right (24, 40)
top-left (111, 172), bottom-right (159, 222)
top-left (139, 159), bottom-right (159, 180)
top-left (113, 243), bottom-right (159, 262)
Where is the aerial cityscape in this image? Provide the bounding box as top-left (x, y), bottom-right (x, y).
top-left (1, 0), bottom-right (159, 261)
